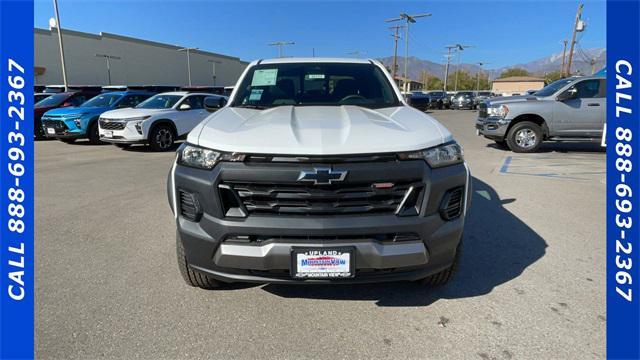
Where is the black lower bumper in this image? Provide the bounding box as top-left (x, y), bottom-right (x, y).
top-left (170, 159), bottom-right (470, 284)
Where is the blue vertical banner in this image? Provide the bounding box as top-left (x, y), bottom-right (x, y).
top-left (607, 0), bottom-right (640, 359)
top-left (0, 0), bottom-right (35, 359)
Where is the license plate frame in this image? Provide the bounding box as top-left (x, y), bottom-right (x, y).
top-left (291, 247), bottom-right (355, 279)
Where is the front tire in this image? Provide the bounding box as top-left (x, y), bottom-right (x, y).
top-left (176, 234), bottom-right (220, 289)
top-left (149, 124), bottom-right (175, 152)
top-left (419, 242), bottom-right (461, 286)
top-left (506, 121), bottom-right (543, 153)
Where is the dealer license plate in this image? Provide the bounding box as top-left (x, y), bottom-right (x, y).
top-left (292, 248), bottom-right (354, 278)
top-left (46, 127), bottom-right (55, 135)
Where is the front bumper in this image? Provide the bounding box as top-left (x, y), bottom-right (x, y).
top-left (41, 118), bottom-right (87, 139)
top-left (98, 120), bottom-right (147, 144)
top-left (476, 116), bottom-right (511, 140)
top-left (170, 158), bottom-right (470, 284)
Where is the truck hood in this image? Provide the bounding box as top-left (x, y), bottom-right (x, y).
top-left (190, 105), bottom-right (452, 155)
top-left (99, 108), bottom-right (172, 119)
top-left (487, 95), bottom-right (538, 106)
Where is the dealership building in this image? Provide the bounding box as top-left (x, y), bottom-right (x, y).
top-left (35, 27), bottom-right (249, 87)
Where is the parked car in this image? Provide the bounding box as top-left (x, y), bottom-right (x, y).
top-left (98, 92), bottom-right (227, 151)
top-left (476, 75), bottom-right (604, 152)
top-left (34, 93), bottom-right (53, 103)
top-left (407, 92), bottom-right (431, 111)
top-left (169, 57), bottom-right (470, 288)
top-left (473, 91), bottom-right (492, 107)
top-left (450, 91), bottom-right (476, 109)
top-left (426, 91), bottom-right (446, 109)
top-left (34, 89), bottom-right (101, 139)
top-left (41, 90), bottom-right (154, 144)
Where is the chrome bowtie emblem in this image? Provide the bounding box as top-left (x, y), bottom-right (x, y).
top-left (298, 168), bottom-right (348, 185)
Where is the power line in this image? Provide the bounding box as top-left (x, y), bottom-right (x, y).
top-left (386, 12), bottom-right (431, 92)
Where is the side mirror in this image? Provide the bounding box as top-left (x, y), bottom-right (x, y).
top-left (557, 88), bottom-right (577, 102)
top-left (179, 103), bottom-right (192, 111)
top-left (204, 97), bottom-right (227, 112)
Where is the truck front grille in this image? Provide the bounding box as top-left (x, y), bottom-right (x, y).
top-left (220, 181), bottom-right (415, 216)
top-left (99, 119), bottom-right (126, 130)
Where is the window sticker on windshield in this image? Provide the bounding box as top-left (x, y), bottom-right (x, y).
top-left (249, 89), bottom-right (263, 101)
top-left (251, 69), bottom-right (278, 86)
top-left (306, 74), bottom-right (325, 80)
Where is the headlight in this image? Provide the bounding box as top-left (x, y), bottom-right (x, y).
top-left (401, 142), bottom-right (464, 168)
top-left (488, 104), bottom-right (509, 118)
top-left (178, 144), bottom-right (245, 170)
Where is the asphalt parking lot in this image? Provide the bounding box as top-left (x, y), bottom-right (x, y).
top-left (35, 109), bottom-right (606, 359)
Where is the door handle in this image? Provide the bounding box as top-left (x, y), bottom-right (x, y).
top-left (587, 103), bottom-right (600, 107)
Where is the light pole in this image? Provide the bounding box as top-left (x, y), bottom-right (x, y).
top-left (50, 1), bottom-right (68, 91)
top-left (386, 12), bottom-right (431, 92)
top-left (268, 41), bottom-right (295, 58)
top-left (207, 60), bottom-right (221, 86)
top-left (95, 54), bottom-right (121, 85)
top-left (476, 62), bottom-right (490, 91)
top-left (453, 44), bottom-right (472, 92)
top-left (177, 47), bottom-right (198, 86)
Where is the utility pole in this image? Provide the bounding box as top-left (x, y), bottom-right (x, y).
top-left (453, 44), bottom-right (472, 92)
top-left (51, 0), bottom-right (68, 91)
top-left (177, 47), bottom-right (198, 86)
top-left (560, 40), bottom-right (568, 76)
top-left (95, 54), bottom-right (121, 85)
top-left (566, 3), bottom-right (584, 76)
top-left (389, 25), bottom-right (403, 81)
top-left (386, 12), bottom-right (431, 92)
top-left (443, 45), bottom-right (457, 91)
top-left (268, 41), bottom-right (295, 58)
top-left (207, 60), bottom-right (221, 86)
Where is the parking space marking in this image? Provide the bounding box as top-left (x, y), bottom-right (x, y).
top-left (498, 154), bottom-right (605, 181)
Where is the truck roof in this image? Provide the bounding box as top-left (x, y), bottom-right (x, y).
top-left (255, 57), bottom-right (373, 65)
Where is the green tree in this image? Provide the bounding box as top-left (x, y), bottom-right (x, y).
top-left (426, 76), bottom-right (443, 90)
top-left (499, 68), bottom-right (530, 78)
top-left (544, 70), bottom-right (563, 83)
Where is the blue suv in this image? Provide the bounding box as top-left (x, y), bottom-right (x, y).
top-left (41, 91), bottom-right (154, 144)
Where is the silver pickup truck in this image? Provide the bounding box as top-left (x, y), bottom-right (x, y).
top-left (476, 75), bottom-right (606, 152)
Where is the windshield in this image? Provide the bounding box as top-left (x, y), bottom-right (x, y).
top-left (456, 92), bottom-right (474, 97)
top-left (136, 94), bottom-right (182, 109)
top-left (430, 92), bottom-right (444, 97)
top-left (478, 92), bottom-right (491, 96)
top-left (534, 78), bottom-right (576, 97)
top-left (231, 63), bottom-right (400, 109)
top-left (35, 93), bottom-right (68, 107)
top-left (80, 93), bottom-right (122, 107)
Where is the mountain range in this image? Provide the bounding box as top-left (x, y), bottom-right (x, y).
top-left (378, 48), bottom-right (606, 80)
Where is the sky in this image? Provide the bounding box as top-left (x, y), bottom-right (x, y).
top-left (34, 0), bottom-right (606, 69)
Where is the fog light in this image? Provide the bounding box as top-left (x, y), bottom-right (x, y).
top-left (74, 119), bottom-right (81, 128)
